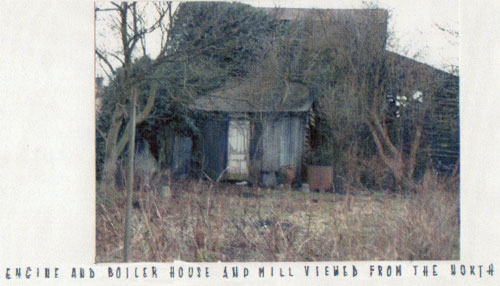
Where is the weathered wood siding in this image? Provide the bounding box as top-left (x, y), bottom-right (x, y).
top-left (158, 128), bottom-right (192, 178)
top-left (172, 135), bottom-right (192, 178)
top-left (203, 116), bottom-right (228, 180)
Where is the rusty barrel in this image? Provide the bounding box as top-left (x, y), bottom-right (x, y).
top-left (279, 165), bottom-right (296, 185)
top-left (307, 165), bottom-right (333, 192)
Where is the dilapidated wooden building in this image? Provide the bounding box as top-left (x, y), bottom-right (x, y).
top-left (144, 5), bottom-right (458, 184)
top-left (191, 80), bottom-right (313, 185)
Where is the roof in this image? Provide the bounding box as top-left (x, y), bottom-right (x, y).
top-left (262, 7), bottom-right (389, 50)
top-left (191, 79), bottom-right (313, 113)
top-left (262, 7), bottom-right (388, 22)
top-left (384, 50), bottom-right (459, 93)
top-left (385, 51), bottom-right (457, 79)
top-left (190, 6), bottom-right (390, 113)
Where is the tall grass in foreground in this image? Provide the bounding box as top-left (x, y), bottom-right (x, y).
top-left (96, 168), bottom-right (459, 262)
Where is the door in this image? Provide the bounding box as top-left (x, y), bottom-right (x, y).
top-left (227, 119), bottom-right (250, 180)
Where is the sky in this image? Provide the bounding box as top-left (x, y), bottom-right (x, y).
top-left (95, 0), bottom-right (459, 79)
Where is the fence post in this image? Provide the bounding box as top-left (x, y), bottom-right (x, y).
top-left (124, 87), bottom-right (137, 262)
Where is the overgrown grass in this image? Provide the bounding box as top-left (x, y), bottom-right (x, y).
top-left (96, 169), bottom-right (459, 262)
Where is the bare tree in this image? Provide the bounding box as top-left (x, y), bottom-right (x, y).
top-left (434, 22), bottom-right (459, 76)
top-left (314, 10), bottom-right (438, 190)
top-left (262, 8), bottom-right (456, 190)
top-left (95, 2), bottom-right (174, 193)
top-left (96, 2), bottom-right (176, 262)
top-left (96, 2), bottom-right (278, 192)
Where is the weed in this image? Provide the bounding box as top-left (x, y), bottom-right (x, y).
top-left (96, 168), bottom-right (459, 262)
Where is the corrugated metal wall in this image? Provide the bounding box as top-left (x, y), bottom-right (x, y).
top-left (280, 115), bottom-right (304, 176)
top-left (262, 114), bottom-right (305, 183)
top-left (200, 113), bottom-right (307, 184)
top-left (262, 118), bottom-right (281, 172)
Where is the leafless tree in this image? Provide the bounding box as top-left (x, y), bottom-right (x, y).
top-left (95, 2), bottom-right (174, 193)
top-left (257, 8), bottom-right (457, 190)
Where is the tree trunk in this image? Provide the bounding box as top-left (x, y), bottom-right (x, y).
top-left (366, 111), bottom-right (418, 191)
top-left (96, 2), bottom-right (169, 192)
top-left (102, 147), bottom-right (119, 192)
top-left (101, 106), bottom-right (124, 192)
top-left (100, 84), bottom-right (158, 192)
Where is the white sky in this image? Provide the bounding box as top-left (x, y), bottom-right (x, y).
top-left (96, 0), bottom-right (459, 78)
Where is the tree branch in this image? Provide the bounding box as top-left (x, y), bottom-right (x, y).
top-left (96, 49), bottom-right (116, 75)
top-left (137, 83), bottom-right (158, 124)
top-left (110, 2), bottom-right (123, 11)
top-left (95, 7), bottom-right (120, 12)
top-left (366, 119), bottom-right (391, 167)
top-left (97, 60), bottom-right (113, 79)
top-left (116, 83), bottom-right (158, 156)
top-left (407, 126), bottom-right (423, 178)
top-left (96, 125), bottom-right (107, 139)
top-left (109, 52), bottom-right (125, 66)
top-left (369, 109), bottom-right (399, 158)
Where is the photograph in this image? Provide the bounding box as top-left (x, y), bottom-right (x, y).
top-left (94, 1), bottom-right (459, 263)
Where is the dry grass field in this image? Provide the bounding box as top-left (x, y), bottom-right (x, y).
top-left (96, 170), bottom-right (459, 262)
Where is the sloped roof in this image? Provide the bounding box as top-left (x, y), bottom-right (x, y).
top-left (263, 7), bottom-right (388, 22)
top-left (191, 6), bottom-right (390, 113)
top-left (263, 7), bottom-right (389, 50)
top-left (385, 51), bottom-right (457, 79)
top-left (191, 79), bottom-right (312, 113)
top-left (384, 50), bottom-right (458, 93)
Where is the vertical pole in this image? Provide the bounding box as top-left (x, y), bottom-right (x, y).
top-left (124, 87), bottom-right (137, 262)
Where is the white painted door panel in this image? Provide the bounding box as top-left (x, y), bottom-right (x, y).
top-left (227, 120), bottom-right (250, 179)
